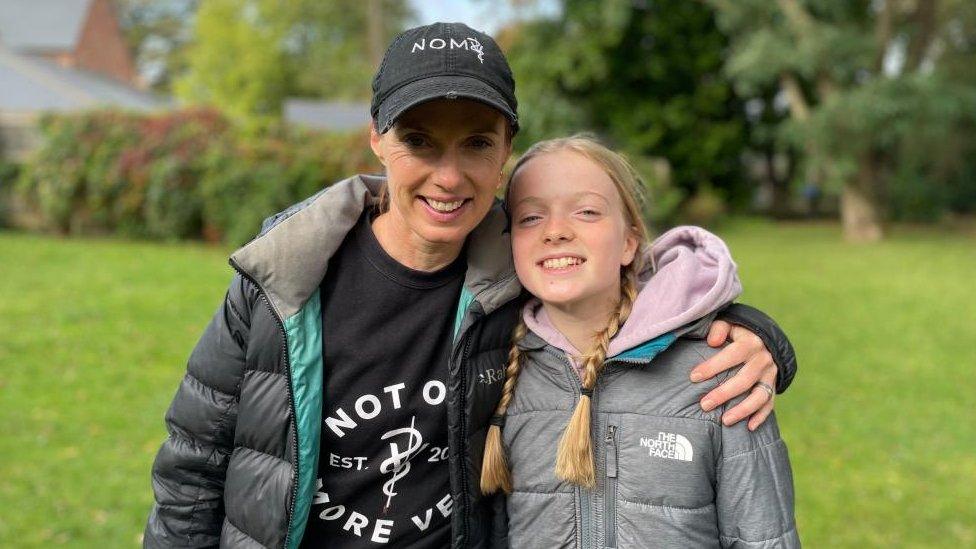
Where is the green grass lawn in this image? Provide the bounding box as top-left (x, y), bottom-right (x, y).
top-left (1, 221), bottom-right (974, 547)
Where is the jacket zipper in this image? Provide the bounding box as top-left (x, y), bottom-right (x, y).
top-left (457, 330), bottom-right (475, 545)
top-left (230, 260), bottom-right (299, 549)
top-left (450, 305), bottom-right (481, 547)
top-left (604, 424), bottom-right (618, 549)
top-left (543, 347), bottom-right (593, 548)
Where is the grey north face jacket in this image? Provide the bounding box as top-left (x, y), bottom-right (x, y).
top-left (503, 318), bottom-right (800, 549)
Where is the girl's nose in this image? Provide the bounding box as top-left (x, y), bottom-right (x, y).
top-left (543, 219), bottom-right (574, 244)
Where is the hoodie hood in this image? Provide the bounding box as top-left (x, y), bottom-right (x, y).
top-left (523, 225), bottom-right (742, 360)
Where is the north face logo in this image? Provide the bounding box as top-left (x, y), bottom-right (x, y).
top-left (639, 432), bottom-right (693, 462)
top-left (411, 37), bottom-right (485, 63)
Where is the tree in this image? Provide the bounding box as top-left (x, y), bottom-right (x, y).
top-left (172, 0), bottom-right (412, 126)
top-left (709, 0), bottom-right (976, 241)
top-left (501, 1), bottom-right (750, 215)
top-left (114, 0), bottom-right (199, 90)
top-left (174, 0), bottom-right (290, 128)
top-left (283, 0), bottom-right (413, 100)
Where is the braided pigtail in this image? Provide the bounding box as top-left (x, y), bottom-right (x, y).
top-left (554, 255), bottom-right (642, 487)
top-left (480, 318), bottom-right (529, 494)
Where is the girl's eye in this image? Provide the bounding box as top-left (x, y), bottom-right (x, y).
top-left (518, 214), bottom-right (541, 224)
top-left (579, 208), bottom-right (601, 217)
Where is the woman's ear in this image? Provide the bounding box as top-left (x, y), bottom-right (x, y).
top-left (497, 133), bottom-right (514, 191)
top-left (369, 123), bottom-right (386, 166)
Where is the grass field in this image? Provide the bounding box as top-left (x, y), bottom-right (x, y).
top-left (1, 221), bottom-right (974, 547)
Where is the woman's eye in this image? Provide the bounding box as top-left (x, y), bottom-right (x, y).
top-left (468, 137), bottom-right (493, 149)
top-left (403, 134), bottom-right (429, 148)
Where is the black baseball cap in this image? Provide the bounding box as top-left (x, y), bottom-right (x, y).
top-left (371, 22), bottom-right (518, 134)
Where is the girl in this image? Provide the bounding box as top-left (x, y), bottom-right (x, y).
top-left (481, 137), bottom-right (799, 548)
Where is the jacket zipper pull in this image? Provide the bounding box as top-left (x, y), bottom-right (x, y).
top-left (605, 425), bottom-right (618, 478)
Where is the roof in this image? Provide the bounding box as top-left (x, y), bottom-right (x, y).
top-left (0, 45), bottom-right (168, 113)
top-left (0, 0), bottom-right (92, 53)
top-left (284, 99), bottom-right (370, 132)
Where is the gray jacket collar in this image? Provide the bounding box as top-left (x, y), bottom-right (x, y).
top-left (229, 174), bottom-right (520, 321)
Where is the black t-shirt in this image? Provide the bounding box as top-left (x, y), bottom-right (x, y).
top-left (300, 211), bottom-right (465, 548)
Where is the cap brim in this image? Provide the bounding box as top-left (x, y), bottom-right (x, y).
top-left (376, 75), bottom-right (518, 133)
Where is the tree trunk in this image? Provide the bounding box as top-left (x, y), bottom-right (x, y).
top-left (765, 147), bottom-right (792, 218)
top-left (841, 153), bottom-right (885, 242)
top-left (367, 0), bottom-right (384, 67)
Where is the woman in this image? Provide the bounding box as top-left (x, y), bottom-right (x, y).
top-left (143, 22), bottom-right (797, 548)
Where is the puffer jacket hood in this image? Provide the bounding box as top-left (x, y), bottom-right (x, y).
top-left (523, 225), bottom-right (742, 361)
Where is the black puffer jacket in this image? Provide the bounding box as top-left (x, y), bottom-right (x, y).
top-left (143, 175), bottom-right (797, 548)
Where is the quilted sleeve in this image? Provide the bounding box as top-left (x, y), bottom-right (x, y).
top-left (717, 303), bottom-right (798, 393)
top-left (716, 393), bottom-right (800, 548)
top-left (143, 274), bottom-right (253, 548)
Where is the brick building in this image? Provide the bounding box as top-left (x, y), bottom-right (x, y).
top-left (0, 0), bottom-right (167, 160)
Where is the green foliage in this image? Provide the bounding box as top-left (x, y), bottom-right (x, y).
top-left (171, 0), bottom-right (412, 126)
top-left (0, 161), bottom-right (20, 228)
top-left (627, 154), bottom-right (686, 230)
top-left (505, 1), bottom-right (748, 211)
top-left (175, 0), bottom-right (290, 128)
top-left (13, 109), bottom-right (380, 244)
top-left (681, 184), bottom-right (727, 227)
top-left (115, 0), bottom-right (199, 90)
top-left (283, 0), bottom-right (414, 99)
top-left (197, 126), bottom-right (379, 244)
top-left (711, 0), bottom-right (976, 226)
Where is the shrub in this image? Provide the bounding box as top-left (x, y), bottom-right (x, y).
top-left (12, 109), bottom-right (380, 244)
top-left (0, 161), bottom-right (21, 228)
top-left (680, 184), bottom-right (727, 228)
top-left (197, 126), bottom-right (377, 245)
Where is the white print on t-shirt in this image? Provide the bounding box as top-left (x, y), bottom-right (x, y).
top-left (327, 452), bottom-right (369, 470)
top-left (379, 416), bottom-right (424, 509)
top-left (325, 446), bottom-right (448, 471)
top-left (315, 377), bottom-right (451, 543)
top-left (311, 479), bottom-right (454, 544)
top-left (324, 380), bottom-right (446, 438)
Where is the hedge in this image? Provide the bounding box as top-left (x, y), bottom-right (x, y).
top-left (13, 109), bottom-right (380, 244)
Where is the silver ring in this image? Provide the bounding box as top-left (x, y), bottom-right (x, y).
top-left (754, 381), bottom-right (774, 399)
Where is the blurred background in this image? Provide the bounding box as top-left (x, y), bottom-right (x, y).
top-left (0, 0), bottom-right (974, 547)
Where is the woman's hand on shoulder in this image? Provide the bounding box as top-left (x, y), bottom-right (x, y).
top-left (689, 320), bottom-right (776, 431)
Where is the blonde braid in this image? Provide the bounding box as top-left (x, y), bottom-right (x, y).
top-left (554, 254), bottom-right (642, 487)
top-left (480, 318), bottom-right (529, 494)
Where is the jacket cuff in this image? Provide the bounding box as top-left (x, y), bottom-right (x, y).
top-left (716, 303), bottom-right (797, 393)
